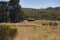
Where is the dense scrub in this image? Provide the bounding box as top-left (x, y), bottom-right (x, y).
top-left (24, 7), bottom-right (60, 21)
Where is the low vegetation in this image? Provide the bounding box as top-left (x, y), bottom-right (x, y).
top-left (0, 24), bottom-right (17, 40)
top-left (24, 7), bottom-right (60, 21)
top-left (0, 20), bottom-right (60, 40)
top-left (49, 22), bottom-right (58, 26)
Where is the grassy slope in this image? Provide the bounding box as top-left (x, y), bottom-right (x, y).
top-left (1, 20), bottom-right (60, 40)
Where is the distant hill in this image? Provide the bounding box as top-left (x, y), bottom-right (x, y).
top-left (22, 7), bottom-right (60, 20)
top-left (22, 8), bottom-right (37, 11)
top-left (22, 7), bottom-right (60, 11)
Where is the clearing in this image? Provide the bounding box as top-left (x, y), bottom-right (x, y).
top-left (0, 20), bottom-right (60, 40)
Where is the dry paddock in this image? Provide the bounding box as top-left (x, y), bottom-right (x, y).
top-left (0, 20), bottom-right (60, 40)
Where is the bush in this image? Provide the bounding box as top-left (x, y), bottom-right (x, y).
top-left (49, 22), bottom-right (58, 26)
top-left (0, 25), bottom-right (17, 40)
top-left (42, 23), bottom-right (48, 26)
top-left (42, 23), bottom-right (45, 26)
top-left (53, 22), bottom-right (58, 26)
top-left (49, 22), bottom-right (53, 26)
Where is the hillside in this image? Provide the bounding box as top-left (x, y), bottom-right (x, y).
top-left (22, 8), bottom-right (34, 11)
top-left (22, 7), bottom-right (60, 20)
top-left (22, 8), bottom-right (37, 12)
top-left (22, 7), bottom-right (60, 11)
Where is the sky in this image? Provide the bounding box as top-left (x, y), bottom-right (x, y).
top-left (0, 0), bottom-right (60, 9)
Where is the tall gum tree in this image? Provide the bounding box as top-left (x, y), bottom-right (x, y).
top-left (9, 0), bottom-right (24, 22)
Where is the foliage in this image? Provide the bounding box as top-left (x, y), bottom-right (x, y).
top-left (49, 22), bottom-right (58, 26)
top-left (0, 24), bottom-right (17, 40)
top-left (9, 0), bottom-right (24, 22)
top-left (0, 0), bottom-right (24, 23)
top-left (24, 7), bottom-right (60, 20)
top-left (0, 0), bottom-right (60, 23)
top-left (0, 1), bottom-right (8, 22)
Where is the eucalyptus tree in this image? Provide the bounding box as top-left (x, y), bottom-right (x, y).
top-left (0, 1), bottom-right (8, 22)
top-left (9, 0), bottom-right (24, 22)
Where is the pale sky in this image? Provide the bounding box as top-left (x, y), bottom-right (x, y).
top-left (0, 0), bottom-right (60, 9)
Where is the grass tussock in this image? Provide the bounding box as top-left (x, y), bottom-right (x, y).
top-left (0, 24), bottom-right (17, 40)
top-left (0, 20), bottom-right (60, 40)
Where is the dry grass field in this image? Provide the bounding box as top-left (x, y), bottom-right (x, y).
top-left (0, 20), bottom-right (60, 40)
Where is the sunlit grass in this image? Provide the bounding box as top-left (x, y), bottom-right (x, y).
top-left (0, 20), bottom-right (60, 40)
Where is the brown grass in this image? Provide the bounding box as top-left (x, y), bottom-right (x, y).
top-left (1, 20), bottom-right (60, 40)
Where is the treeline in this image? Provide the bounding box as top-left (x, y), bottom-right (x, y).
top-left (0, 0), bottom-right (60, 23)
top-left (0, 0), bottom-right (24, 23)
top-left (24, 7), bottom-right (60, 21)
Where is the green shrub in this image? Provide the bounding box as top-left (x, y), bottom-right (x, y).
top-left (49, 22), bottom-right (53, 26)
top-left (0, 25), bottom-right (17, 40)
top-left (49, 22), bottom-right (58, 26)
top-left (42, 23), bottom-right (48, 26)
